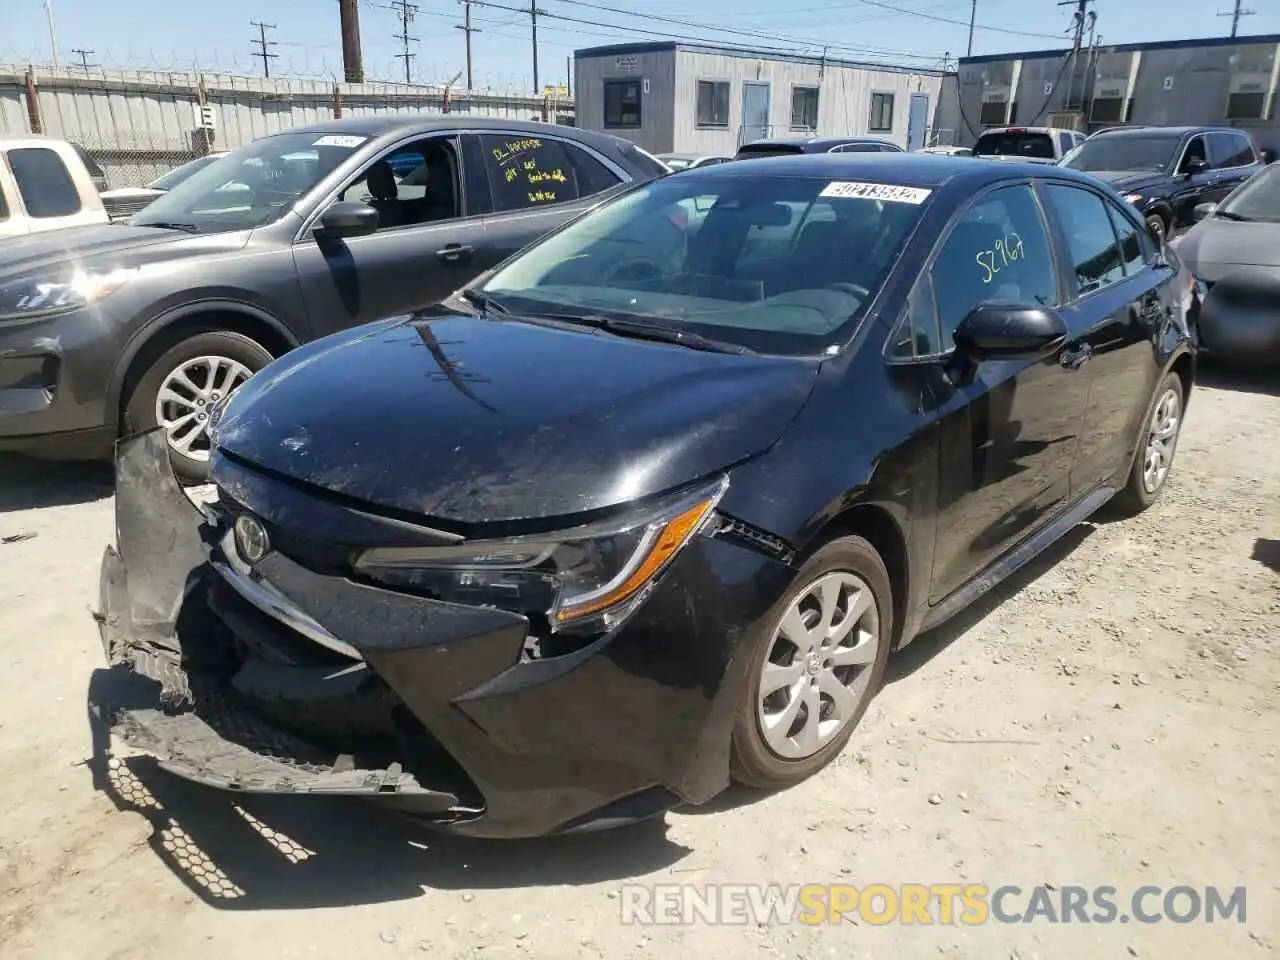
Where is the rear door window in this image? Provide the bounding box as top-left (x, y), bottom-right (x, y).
top-left (6, 147), bottom-right (83, 218)
top-left (1041, 183), bottom-right (1125, 296)
top-left (478, 133), bottom-right (615, 212)
top-left (1104, 197), bottom-right (1148, 276)
top-left (973, 131), bottom-right (1056, 160)
top-left (1209, 131), bottom-right (1256, 168)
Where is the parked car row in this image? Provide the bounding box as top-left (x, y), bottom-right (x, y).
top-left (91, 147), bottom-right (1200, 839)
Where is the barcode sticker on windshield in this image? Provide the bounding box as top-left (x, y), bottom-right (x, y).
top-left (313, 135), bottom-right (367, 148)
top-left (819, 181), bottom-right (932, 204)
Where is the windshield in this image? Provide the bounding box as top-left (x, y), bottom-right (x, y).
top-left (478, 173), bottom-right (930, 355)
top-left (1061, 134), bottom-right (1182, 173)
top-left (1218, 164), bottom-right (1280, 222)
top-left (147, 154), bottom-right (224, 191)
top-left (973, 132), bottom-right (1055, 160)
top-left (133, 132), bottom-right (364, 232)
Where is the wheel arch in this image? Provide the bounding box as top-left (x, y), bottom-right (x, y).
top-left (1169, 347), bottom-right (1195, 413)
top-left (107, 300), bottom-right (300, 428)
top-left (797, 501), bottom-right (911, 651)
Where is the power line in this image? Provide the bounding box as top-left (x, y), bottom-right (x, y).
top-left (456, 0), bottom-right (479, 89)
top-left (70, 47), bottom-right (95, 71)
top-left (250, 21), bottom-right (279, 78)
top-left (390, 0), bottom-right (419, 83)
top-left (554, 0), bottom-right (1066, 44)
top-left (1217, 0), bottom-right (1255, 38)
top-left (468, 0), bottom-right (947, 65)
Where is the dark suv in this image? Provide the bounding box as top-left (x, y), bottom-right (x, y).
top-left (0, 117), bottom-right (665, 482)
top-left (1060, 125), bottom-right (1269, 243)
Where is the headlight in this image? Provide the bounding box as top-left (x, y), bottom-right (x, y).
top-left (0, 267), bottom-right (137, 320)
top-left (355, 476), bottom-right (727, 633)
top-left (1123, 193), bottom-right (1144, 206)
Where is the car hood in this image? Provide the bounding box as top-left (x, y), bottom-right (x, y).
top-left (1078, 170), bottom-right (1167, 193)
top-left (211, 313), bottom-right (820, 528)
top-left (1175, 218), bottom-right (1280, 275)
top-left (0, 222), bottom-right (251, 281)
top-left (99, 187), bottom-right (165, 200)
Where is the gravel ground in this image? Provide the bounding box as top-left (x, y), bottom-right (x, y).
top-left (1, 366), bottom-right (1276, 960)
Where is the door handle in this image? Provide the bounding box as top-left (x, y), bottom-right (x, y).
top-left (435, 244), bottom-right (475, 263)
top-left (1060, 342), bottom-right (1093, 370)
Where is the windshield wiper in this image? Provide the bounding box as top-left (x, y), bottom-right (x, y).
top-left (1214, 210), bottom-right (1253, 222)
top-left (460, 288), bottom-right (510, 315)
top-left (135, 221), bottom-right (199, 233)
top-left (526, 311), bottom-right (753, 355)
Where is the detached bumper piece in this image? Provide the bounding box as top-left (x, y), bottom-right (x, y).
top-left (93, 655), bottom-right (442, 799)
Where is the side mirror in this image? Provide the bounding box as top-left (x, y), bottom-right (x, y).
top-left (953, 301), bottom-right (1068, 362)
top-left (315, 200), bottom-right (379, 240)
top-left (1193, 202), bottom-right (1217, 222)
top-left (1262, 148), bottom-right (1277, 165)
top-left (1183, 159), bottom-right (1210, 176)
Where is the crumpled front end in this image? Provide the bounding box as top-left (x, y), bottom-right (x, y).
top-left (89, 430), bottom-right (794, 838)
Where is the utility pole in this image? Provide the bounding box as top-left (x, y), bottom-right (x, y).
top-left (1217, 0), bottom-right (1255, 38)
top-left (43, 0), bottom-right (59, 71)
top-left (456, 0), bottom-right (479, 90)
top-left (1057, 0), bottom-right (1094, 111)
top-left (70, 47), bottom-right (94, 72)
top-left (250, 21), bottom-right (279, 78)
top-left (338, 0), bottom-right (364, 83)
top-left (530, 0), bottom-right (541, 95)
top-left (966, 0), bottom-right (977, 57)
top-left (391, 0), bottom-right (419, 85)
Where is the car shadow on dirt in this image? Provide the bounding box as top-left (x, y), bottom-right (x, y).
top-left (0, 454), bottom-right (113, 513)
top-left (84, 710), bottom-right (693, 910)
top-left (1196, 361), bottom-right (1280, 397)
top-left (1253, 538), bottom-right (1280, 574)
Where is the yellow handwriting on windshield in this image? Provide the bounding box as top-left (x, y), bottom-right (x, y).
top-left (491, 138), bottom-right (544, 165)
top-left (976, 231), bottom-right (1026, 283)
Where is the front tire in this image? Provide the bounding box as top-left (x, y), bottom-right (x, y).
top-left (124, 330), bottom-right (274, 484)
top-left (1110, 371), bottom-right (1185, 516)
top-left (730, 535), bottom-right (893, 790)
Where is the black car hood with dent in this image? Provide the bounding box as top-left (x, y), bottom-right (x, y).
top-left (211, 314), bottom-right (821, 528)
top-left (1174, 218), bottom-right (1280, 274)
top-left (1080, 170), bottom-right (1169, 194)
top-left (0, 222), bottom-right (251, 282)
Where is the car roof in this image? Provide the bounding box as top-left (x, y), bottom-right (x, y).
top-left (1090, 125), bottom-right (1232, 139)
top-left (977, 126), bottom-right (1073, 135)
top-left (680, 151), bottom-right (1104, 190)
top-left (262, 114), bottom-right (631, 153)
top-left (742, 136), bottom-right (892, 151)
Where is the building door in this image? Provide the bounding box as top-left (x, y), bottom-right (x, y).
top-left (740, 82), bottom-right (771, 145)
top-left (906, 92), bottom-right (930, 151)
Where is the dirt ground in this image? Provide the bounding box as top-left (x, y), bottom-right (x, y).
top-left (1, 366), bottom-right (1276, 960)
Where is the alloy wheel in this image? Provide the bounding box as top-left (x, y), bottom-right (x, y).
top-left (1142, 387), bottom-right (1181, 494)
top-left (756, 571), bottom-right (881, 760)
top-left (154, 355), bottom-right (253, 461)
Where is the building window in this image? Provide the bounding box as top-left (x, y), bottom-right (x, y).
top-left (979, 100), bottom-right (1008, 126)
top-left (869, 92), bottom-right (895, 132)
top-left (603, 79), bottom-right (642, 128)
top-left (791, 85), bottom-right (819, 130)
top-left (696, 80), bottom-right (730, 127)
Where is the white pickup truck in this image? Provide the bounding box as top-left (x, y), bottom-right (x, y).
top-left (0, 136), bottom-right (110, 239)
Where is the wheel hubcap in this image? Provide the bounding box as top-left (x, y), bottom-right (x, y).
top-left (756, 571), bottom-right (881, 761)
top-left (155, 355), bottom-right (254, 461)
top-left (1142, 387), bottom-right (1181, 494)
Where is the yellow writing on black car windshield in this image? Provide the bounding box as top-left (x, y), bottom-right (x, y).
top-left (528, 190), bottom-right (558, 203)
top-left (491, 138), bottom-right (544, 164)
top-left (977, 231), bottom-right (1026, 283)
top-left (529, 168), bottom-right (567, 184)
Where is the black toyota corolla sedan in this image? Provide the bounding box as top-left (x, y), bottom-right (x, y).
top-left (91, 153), bottom-right (1197, 839)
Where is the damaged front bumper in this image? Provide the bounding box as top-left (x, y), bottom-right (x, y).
top-left (90, 430), bottom-right (794, 838)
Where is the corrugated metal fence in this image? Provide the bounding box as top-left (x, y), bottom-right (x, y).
top-left (0, 64), bottom-right (576, 188)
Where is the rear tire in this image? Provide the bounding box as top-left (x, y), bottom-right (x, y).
top-left (124, 330), bottom-right (274, 485)
top-left (730, 535), bottom-right (893, 790)
top-left (1109, 371), bottom-right (1185, 517)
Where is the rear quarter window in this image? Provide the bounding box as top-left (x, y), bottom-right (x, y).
top-left (6, 147), bottom-right (83, 218)
top-left (973, 132), bottom-right (1056, 160)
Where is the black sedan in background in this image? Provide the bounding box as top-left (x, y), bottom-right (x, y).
top-left (0, 117), bottom-right (665, 481)
top-left (93, 154), bottom-right (1195, 839)
top-left (1171, 161), bottom-right (1280, 366)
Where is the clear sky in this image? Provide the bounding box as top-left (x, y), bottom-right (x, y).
top-left (6, 0), bottom-right (1280, 92)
